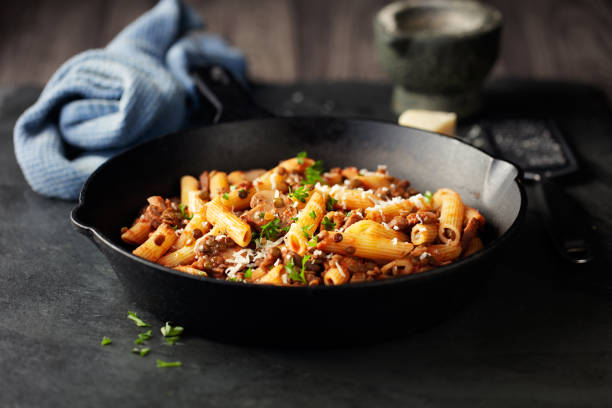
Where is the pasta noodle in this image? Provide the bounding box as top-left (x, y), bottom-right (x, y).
top-left (122, 152), bottom-right (486, 286)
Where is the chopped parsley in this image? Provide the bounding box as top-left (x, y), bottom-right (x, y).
top-left (321, 216), bottom-right (336, 231)
top-left (290, 216), bottom-right (298, 222)
top-left (308, 235), bottom-right (318, 247)
top-left (259, 212), bottom-right (265, 219)
top-left (285, 255), bottom-right (310, 284)
top-left (326, 196), bottom-right (338, 211)
top-left (296, 151), bottom-right (307, 165)
top-left (165, 336), bottom-right (180, 345)
top-left (127, 311), bottom-right (150, 327)
top-left (134, 329), bottom-right (152, 345)
top-left (157, 359), bottom-right (182, 368)
top-left (289, 185), bottom-right (309, 203)
top-left (222, 193), bottom-right (229, 200)
top-left (244, 268), bottom-right (253, 279)
top-left (132, 347), bottom-right (150, 357)
top-left (302, 160), bottom-right (324, 185)
top-left (161, 322), bottom-right (184, 338)
top-left (309, 210), bottom-right (316, 219)
top-left (101, 336), bottom-right (112, 346)
top-left (178, 204), bottom-right (193, 220)
top-left (424, 190), bottom-right (433, 204)
top-left (301, 225), bottom-right (311, 239)
top-left (261, 218), bottom-right (285, 240)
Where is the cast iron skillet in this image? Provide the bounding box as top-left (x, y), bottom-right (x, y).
top-left (71, 67), bottom-right (526, 345)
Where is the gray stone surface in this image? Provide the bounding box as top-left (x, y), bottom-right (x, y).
top-left (1, 81), bottom-right (612, 407)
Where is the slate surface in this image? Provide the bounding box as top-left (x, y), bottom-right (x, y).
top-left (1, 80), bottom-right (612, 408)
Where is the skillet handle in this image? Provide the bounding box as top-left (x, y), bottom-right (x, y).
top-left (534, 177), bottom-right (595, 264)
top-left (190, 65), bottom-right (274, 124)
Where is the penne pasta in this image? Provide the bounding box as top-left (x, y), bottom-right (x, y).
top-left (344, 220), bottom-right (409, 242)
top-left (411, 223), bottom-right (438, 245)
top-left (257, 265), bottom-right (285, 285)
top-left (435, 188), bottom-right (464, 245)
top-left (218, 187), bottom-right (255, 210)
top-left (173, 265), bottom-right (207, 276)
top-left (180, 175), bottom-right (199, 207)
top-left (121, 221), bottom-right (152, 245)
top-left (365, 198), bottom-right (413, 222)
top-left (323, 266), bottom-right (350, 285)
top-left (285, 191), bottom-right (325, 255)
top-left (206, 198), bottom-right (252, 247)
top-left (463, 236), bottom-right (483, 257)
top-left (330, 188), bottom-right (377, 210)
top-left (132, 223), bottom-right (178, 262)
top-left (174, 211), bottom-right (210, 249)
top-left (158, 245), bottom-right (196, 267)
top-left (209, 171), bottom-right (230, 199)
top-left (316, 231), bottom-right (414, 261)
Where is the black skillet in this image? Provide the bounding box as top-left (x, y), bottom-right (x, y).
top-left (71, 66), bottom-right (527, 345)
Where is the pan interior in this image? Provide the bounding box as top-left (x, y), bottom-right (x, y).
top-left (78, 118), bottom-right (522, 249)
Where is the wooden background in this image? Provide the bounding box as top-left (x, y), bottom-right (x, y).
top-left (1, 0), bottom-right (611, 101)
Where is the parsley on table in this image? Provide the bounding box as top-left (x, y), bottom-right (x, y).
top-left (132, 347), bottom-right (150, 357)
top-left (261, 218), bottom-right (285, 240)
top-left (289, 185), bottom-right (309, 203)
top-left (244, 268), bottom-right (253, 279)
top-left (424, 191), bottom-right (433, 204)
top-left (321, 216), bottom-right (336, 231)
top-left (165, 336), bottom-right (180, 345)
top-left (127, 311), bottom-right (150, 327)
top-left (302, 160), bottom-right (324, 185)
top-left (309, 210), bottom-right (316, 219)
top-left (101, 336), bottom-right (112, 346)
top-left (296, 151), bottom-right (307, 165)
top-left (161, 322), bottom-right (184, 337)
top-left (326, 196), bottom-right (338, 211)
top-left (157, 359), bottom-right (182, 368)
top-left (178, 203), bottom-right (193, 220)
top-left (134, 329), bottom-right (152, 345)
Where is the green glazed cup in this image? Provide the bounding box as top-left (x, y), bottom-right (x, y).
top-left (374, 0), bottom-right (502, 117)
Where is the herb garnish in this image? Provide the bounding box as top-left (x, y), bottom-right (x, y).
top-left (127, 311), bottom-right (150, 327)
top-left (101, 336), bottom-right (112, 346)
top-left (132, 347), bottom-right (150, 357)
top-left (321, 216), bottom-right (336, 231)
top-left (178, 204), bottom-right (193, 220)
top-left (302, 160), bottom-right (324, 185)
top-left (161, 322), bottom-right (184, 337)
top-left (308, 236), bottom-right (318, 247)
top-left (244, 268), bottom-right (253, 279)
top-left (296, 151), bottom-right (307, 165)
top-left (222, 193), bottom-right (229, 200)
top-left (326, 196), bottom-right (338, 211)
top-left (424, 191), bottom-right (433, 204)
top-left (301, 225), bottom-right (311, 239)
top-left (259, 212), bottom-right (265, 219)
top-left (289, 185), bottom-right (309, 203)
top-left (157, 359), bottom-right (182, 368)
top-left (309, 210), bottom-right (316, 219)
top-left (134, 329), bottom-right (152, 345)
top-left (285, 254), bottom-right (310, 284)
top-left (290, 216), bottom-right (298, 222)
top-left (261, 218), bottom-right (285, 240)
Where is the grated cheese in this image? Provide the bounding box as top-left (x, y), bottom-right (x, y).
top-left (335, 261), bottom-right (346, 277)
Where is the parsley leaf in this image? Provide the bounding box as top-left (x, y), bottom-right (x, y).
top-left (261, 218), bottom-right (285, 240)
top-left (127, 311), bottom-right (150, 327)
top-left (296, 151), bottom-right (307, 165)
top-left (132, 347), bottom-right (150, 357)
top-left (134, 329), bottom-right (152, 345)
top-left (101, 336), bottom-right (112, 346)
top-left (290, 216), bottom-right (298, 222)
top-left (309, 210), bottom-right (316, 219)
top-left (161, 322), bottom-right (184, 338)
top-left (259, 212), bottom-right (265, 219)
top-left (326, 196), bottom-right (338, 211)
top-left (165, 336), bottom-right (180, 345)
top-left (289, 185), bottom-right (309, 203)
top-left (301, 254), bottom-right (311, 275)
top-left (285, 258), bottom-right (306, 284)
top-left (301, 225), bottom-right (311, 239)
top-left (157, 359), bottom-right (182, 368)
top-left (222, 193), bottom-right (229, 200)
top-left (424, 191), bottom-right (433, 204)
top-left (178, 203), bottom-right (193, 220)
top-left (321, 216), bottom-right (336, 231)
top-left (303, 160), bottom-right (324, 185)
top-left (244, 268), bottom-right (253, 279)
top-left (308, 236), bottom-right (318, 247)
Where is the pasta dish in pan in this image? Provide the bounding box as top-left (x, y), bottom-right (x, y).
top-left (121, 152), bottom-right (485, 286)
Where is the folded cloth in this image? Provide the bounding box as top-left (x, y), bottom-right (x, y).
top-left (13, 0), bottom-right (246, 200)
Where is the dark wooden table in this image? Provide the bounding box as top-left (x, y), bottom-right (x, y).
top-left (1, 0), bottom-right (611, 103)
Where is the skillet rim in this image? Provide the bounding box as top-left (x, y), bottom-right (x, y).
top-left (70, 116), bottom-right (527, 291)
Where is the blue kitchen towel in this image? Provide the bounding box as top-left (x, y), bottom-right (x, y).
top-left (13, 0), bottom-right (246, 200)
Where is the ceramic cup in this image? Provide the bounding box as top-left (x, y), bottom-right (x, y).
top-left (374, 0), bottom-right (502, 117)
